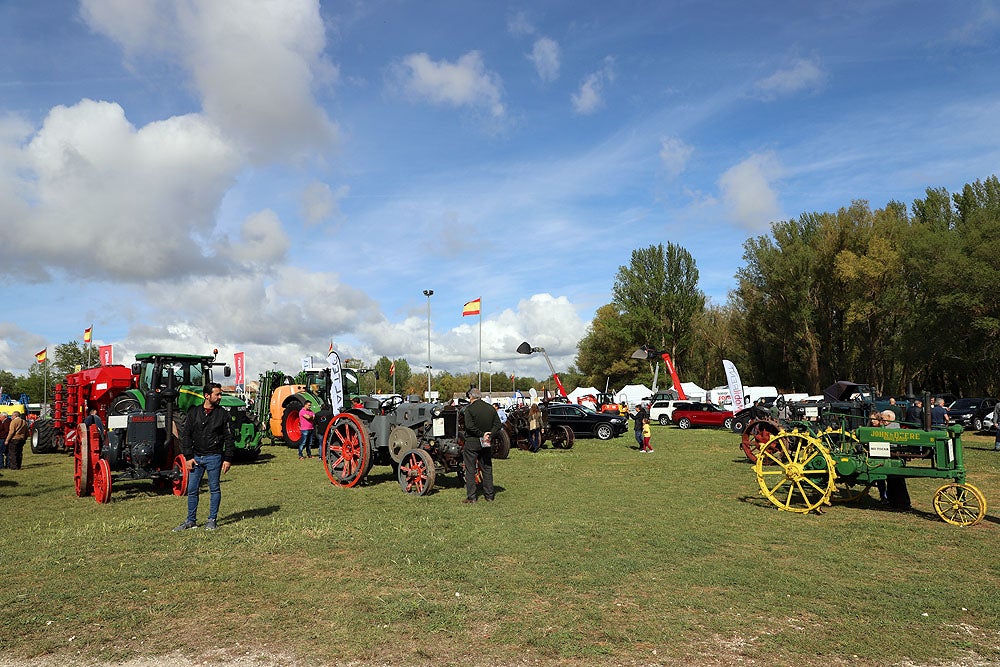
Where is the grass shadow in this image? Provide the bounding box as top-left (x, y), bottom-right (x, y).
top-left (220, 504), bottom-right (280, 525)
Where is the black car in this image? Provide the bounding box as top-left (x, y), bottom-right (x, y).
top-left (947, 397), bottom-right (997, 429)
top-left (544, 403), bottom-right (628, 440)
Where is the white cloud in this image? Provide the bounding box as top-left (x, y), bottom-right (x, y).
top-left (718, 152), bottom-right (783, 230)
top-left (301, 181), bottom-right (349, 226)
top-left (507, 10), bottom-right (535, 37)
top-left (572, 57), bottom-right (615, 114)
top-left (81, 0), bottom-right (338, 161)
top-left (529, 37), bottom-right (560, 83)
top-left (752, 58), bottom-right (825, 100)
top-left (659, 136), bottom-right (693, 178)
top-left (391, 51), bottom-right (505, 118)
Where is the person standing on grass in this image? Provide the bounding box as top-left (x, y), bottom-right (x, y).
top-left (0, 412), bottom-right (10, 469)
top-left (298, 403), bottom-right (315, 459)
top-left (527, 403), bottom-right (542, 453)
top-left (632, 402), bottom-right (648, 451)
top-left (4, 411), bottom-right (28, 469)
top-left (931, 397), bottom-right (949, 426)
top-left (640, 417), bottom-right (653, 453)
top-left (462, 387), bottom-right (501, 503)
top-left (174, 383), bottom-right (234, 532)
top-left (993, 400), bottom-right (1000, 451)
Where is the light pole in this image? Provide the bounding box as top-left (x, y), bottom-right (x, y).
top-left (488, 360), bottom-right (493, 394)
top-left (423, 289), bottom-right (433, 397)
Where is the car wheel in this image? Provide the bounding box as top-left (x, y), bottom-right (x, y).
top-left (594, 423), bottom-right (614, 440)
top-left (723, 417), bottom-right (734, 430)
top-left (658, 415), bottom-right (669, 426)
top-left (678, 418), bottom-right (691, 430)
top-left (974, 417), bottom-right (983, 431)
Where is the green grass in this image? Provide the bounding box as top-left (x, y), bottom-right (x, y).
top-left (1, 426), bottom-right (999, 666)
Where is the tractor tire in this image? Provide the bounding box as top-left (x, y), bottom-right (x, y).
top-left (281, 400), bottom-right (304, 447)
top-left (723, 417), bottom-right (734, 430)
top-left (492, 428), bottom-right (511, 459)
top-left (31, 418), bottom-right (56, 454)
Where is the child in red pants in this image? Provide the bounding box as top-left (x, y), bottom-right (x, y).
top-left (641, 418), bottom-right (653, 453)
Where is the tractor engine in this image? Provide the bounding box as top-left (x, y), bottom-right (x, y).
top-left (123, 413), bottom-right (164, 476)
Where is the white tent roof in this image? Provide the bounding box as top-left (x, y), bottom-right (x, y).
top-left (679, 382), bottom-right (707, 399)
top-left (617, 384), bottom-right (653, 404)
top-left (567, 386), bottom-right (601, 402)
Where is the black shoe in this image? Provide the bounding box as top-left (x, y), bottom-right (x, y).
top-left (484, 496), bottom-right (495, 502)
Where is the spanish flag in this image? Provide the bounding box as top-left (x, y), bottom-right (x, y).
top-left (462, 298), bottom-right (481, 316)
top-left (389, 361), bottom-right (395, 376)
top-left (84, 326), bottom-right (93, 343)
top-left (328, 340), bottom-right (334, 355)
top-left (35, 348), bottom-right (47, 364)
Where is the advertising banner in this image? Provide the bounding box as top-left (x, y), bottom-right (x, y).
top-left (722, 359), bottom-right (746, 410)
top-left (234, 351), bottom-right (245, 396)
top-left (99, 345), bottom-right (113, 366)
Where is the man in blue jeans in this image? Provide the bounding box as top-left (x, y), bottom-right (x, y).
top-left (174, 383), bottom-right (235, 532)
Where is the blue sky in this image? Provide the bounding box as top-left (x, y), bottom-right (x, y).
top-left (2, 0), bottom-right (999, 382)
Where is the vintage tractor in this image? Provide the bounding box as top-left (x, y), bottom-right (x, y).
top-left (75, 350), bottom-right (254, 503)
top-left (749, 395), bottom-right (987, 526)
top-left (320, 396), bottom-right (510, 496)
top-left (30, 365), bottom-right (135, 454)
top-left (503, 403), bottom-right (574, 451)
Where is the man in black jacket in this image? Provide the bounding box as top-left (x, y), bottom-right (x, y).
top-left (462, 387), bottom-right (501, 503)
top-left (174, 383), bottom-right (234, 532)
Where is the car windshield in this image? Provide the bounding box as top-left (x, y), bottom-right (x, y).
top-left (950, 398), bottom-right (979, 410)
top-left (579, 404), bottom-right (599, 414)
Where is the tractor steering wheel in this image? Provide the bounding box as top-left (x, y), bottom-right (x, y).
top-left (379, 395), bottom-right (404, 414)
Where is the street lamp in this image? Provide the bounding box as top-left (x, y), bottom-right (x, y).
top-left (516, 341), bottom-right (567, 398)
top-left (488, 360), bottom-right (493, 394)
top-left (423, 289), bottom-right (433, 397)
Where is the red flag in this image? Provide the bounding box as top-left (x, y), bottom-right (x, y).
top-left (234, 352), bottom-right (245, 389)
top-left (462, 298), bottom-right (481, 316)
top-left (389, 361), bottom-right (395, 376)
top-left (328, 340), bottom-right (334, 355)
top-left (99, 345), bottom-right (113, 366)
top-left (83, 326), bottom-right (93, 343)
top-left (35, 348), bottom-right (47, 363)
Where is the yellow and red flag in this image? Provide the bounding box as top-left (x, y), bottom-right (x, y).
top-left (83, 326), bottom-right (93, 343)
top-left (389, 361), bottom-right (395, 376)
top-left (35, 348), bottom-right (47, 364)
top-left (462, 298), bottom-right (481, 316)
top-left (328, 340), bottom-right (334, 355)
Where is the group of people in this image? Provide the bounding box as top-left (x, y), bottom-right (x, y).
top-left (0, 411), bottom-right (29, 469)
top-left (631, 402), bottom-right (654, 453)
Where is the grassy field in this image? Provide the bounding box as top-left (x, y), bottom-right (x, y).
top-left (1, 425), bottom-right (999, 666)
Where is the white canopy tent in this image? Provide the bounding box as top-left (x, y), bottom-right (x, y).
top-left (567, 386), bottom-right (601, 403)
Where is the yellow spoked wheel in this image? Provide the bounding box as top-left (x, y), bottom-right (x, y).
top-left (755, 430), bottom-right (836, 513)
top-left (933, 482), bottom-right (987, 527)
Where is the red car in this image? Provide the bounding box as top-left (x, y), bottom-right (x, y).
top-left (671, 402), bottom-right (734, 430)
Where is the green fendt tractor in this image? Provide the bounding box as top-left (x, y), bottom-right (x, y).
top-left (74, 351), bottom-right (261, 504)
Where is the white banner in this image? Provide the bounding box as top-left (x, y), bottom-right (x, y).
top-left (722, 359), bottom-right (746, 411)
top-left (327, 348), bottom-right (344, 414)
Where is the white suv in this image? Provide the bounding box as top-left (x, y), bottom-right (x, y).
top-left (649, 400), bottom-right (694, 425)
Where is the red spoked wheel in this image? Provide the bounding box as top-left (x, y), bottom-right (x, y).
top-left (74, 424), bottom-right (93, 497)
top-left (397, 448), bottom-right (436, 496)
top-left (172, 454), bottom-right (189, 496)
top-left (740, 418), bottom-right (782, 463)
top-left (93, 459), bottom-right (112, 504)
top-left (321, 413), bottom-right (371, 488)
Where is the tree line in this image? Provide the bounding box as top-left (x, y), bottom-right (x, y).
top-left (575, 175), bottom-right (1000, 398)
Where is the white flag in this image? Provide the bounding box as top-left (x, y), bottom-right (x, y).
top-left (722, 360), bottom-right (746, 411)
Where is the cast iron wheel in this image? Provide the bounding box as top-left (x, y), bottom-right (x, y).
top-left (281, 400), bottom-right (304, 447)
top-left (322, 413), bottom-right (371, 488)
top-left (933, 482), bottom-right (987, 526)
top-left (397, 448), bottom-right (436, 496)
top-left (492, 428), bottom-right (511, 459)
top-left (723, 417), bottom-right (734, 430)
top-left (740, 418), bottom-right (782, 463)
top-left (594, 423), bottom-right (614, 440)
top-left (74, 425), bottom-right (92, 497)
top-left (677, 417), bottom-right (692, 430)
top-left (658, 415), bottom-right (670, 426)
top-left (30, 418), bottom-right (55, 454)
top-left (754, 431), bottom-right (836, 514)
top-left (559, 425), bottom-right (575, 449)
top-left (109, 393), bottom-right (140, 416)
top-left (172, 454), bottom-right (189, 496)
top-left (388, 425), bottom-right (418, 463)
top-left (93, 459), bottom-right (112, 504)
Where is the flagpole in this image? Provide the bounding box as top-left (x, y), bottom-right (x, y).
top-left (477, 307), bottom-right (482, 390)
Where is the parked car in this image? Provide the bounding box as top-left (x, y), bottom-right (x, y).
top-left (671, 402), bottom-right (734, 430)
top-left (947, 397), bottom-right (998, 429)
top-left (966, 398), bottom-right (998, 431)
top-left (544, 402), bottom-right (628, 440)
top-left (649, 400), bottom-right (693, 425)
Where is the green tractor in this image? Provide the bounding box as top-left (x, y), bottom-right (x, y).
top-left (109, 351), bottom-right (261, 459)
